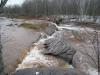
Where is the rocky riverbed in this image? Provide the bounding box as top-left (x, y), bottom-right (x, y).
top-left (0, 17), bottom-right (99, 75)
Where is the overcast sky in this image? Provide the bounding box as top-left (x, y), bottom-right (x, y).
top-left (6, 0), bottom-right (25, 6)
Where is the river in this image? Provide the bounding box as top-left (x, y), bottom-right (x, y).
top-left (0, 17), bottom-right (41, 74)
top-left (0, 17), bottom-right (99, 75)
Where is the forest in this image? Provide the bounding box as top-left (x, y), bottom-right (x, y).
top-left (3, 0), bottom-right (100, 17)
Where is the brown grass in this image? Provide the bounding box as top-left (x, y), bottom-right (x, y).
top-left (19, 23), bottom-right (48, 30)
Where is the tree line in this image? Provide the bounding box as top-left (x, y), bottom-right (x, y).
top-left (2, 0), bottom-right (100, 18)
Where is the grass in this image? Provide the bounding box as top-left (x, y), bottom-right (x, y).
top-left (19, 23), bottom-right (48, 30)
top-left (15, 16), bottom-right (28, 19)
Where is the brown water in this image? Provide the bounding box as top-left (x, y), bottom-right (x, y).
top-left (0, 17), bottom-right (41, 73)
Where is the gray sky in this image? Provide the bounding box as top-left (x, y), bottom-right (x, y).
top-left (6, 0), bottom-right (25, 6)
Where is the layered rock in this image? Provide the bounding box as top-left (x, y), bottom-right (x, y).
top-left (43, 31), bottom-right (76, 63)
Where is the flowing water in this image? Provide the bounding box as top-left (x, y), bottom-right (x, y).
top-left (0, 17), bottom-right (41, 73)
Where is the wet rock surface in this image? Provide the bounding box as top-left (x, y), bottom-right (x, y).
top-left (44, 23), bottom-right (58, 35)
top-left (43, 31), bottom-right (76, 63)
top-left (16, 46), bottom-right (70, 70)
top-left (12, 68), bottom-right (87, 75)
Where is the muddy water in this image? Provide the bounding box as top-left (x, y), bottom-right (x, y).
top-left (0, 17), bottom-right (41, 74)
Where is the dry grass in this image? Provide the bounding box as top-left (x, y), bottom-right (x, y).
top-left (19, 23), bottom-right (48, 30)
top-left (14, 16), bottom-right (28, 19)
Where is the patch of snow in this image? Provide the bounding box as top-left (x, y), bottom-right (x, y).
top-left (87, 68), bottom-right (98, 75)
top-left (49, 22), bottom-right (96, 32)
top-left (70, 35), bottom-right (75, 38)
top-left (69, 65), bottom-right (74, 69)
top-left (38, 39), bottom-right (46, 44)
top-left (48, 35), bottom-right (55, 39)
top-left (36, 72), bottom-right (40, 75)
top-left (56, 24), bottom-right (96, 32)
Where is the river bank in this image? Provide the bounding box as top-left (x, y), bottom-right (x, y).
top-left (0, 17), bottom-right (99, 75)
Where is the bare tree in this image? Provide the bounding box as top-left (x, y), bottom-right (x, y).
top-left (0, 0), bottom-right (8, 7)
top-left (0, 0), bottom-right (8, 13)
top-left (3, 0), bottom-right (100, 19)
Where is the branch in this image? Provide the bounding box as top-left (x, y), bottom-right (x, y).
top-left (0, 0), bottom-right (8, 8)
